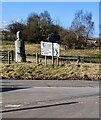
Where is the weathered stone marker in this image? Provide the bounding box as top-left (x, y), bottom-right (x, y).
top-left (15, 31), bottom-right (26, 62)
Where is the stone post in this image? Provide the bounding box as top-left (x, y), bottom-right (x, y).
top-left (15, 31), bottom-right (26, 62)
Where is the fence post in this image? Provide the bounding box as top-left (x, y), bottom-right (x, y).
top-left (36, 53), bottom-right (38, 64)
top-left (77, 56), bottom-right (80, 63)
top-left (11, 50), bottom-right (14, 62)
top-left (8, 51), bottom-right (10, 64)
top-left (83, 57), bottom-right (85, 62)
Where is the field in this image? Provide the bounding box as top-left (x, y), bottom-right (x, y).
top-left (1, 41), bottom-right (100, 57)
top-left (1, 41), bottom-right (100, 80)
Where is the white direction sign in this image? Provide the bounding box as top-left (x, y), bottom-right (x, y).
top-left (41, 41), bottom-right (60, 57)
top-left (41, 41), bottom-right (52, 56)
top-left (53, 43), bottom-right (60, 57)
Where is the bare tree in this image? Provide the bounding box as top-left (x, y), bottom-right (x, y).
top-left (83, 12), bottom-right (94, 47)
top-left (70, 10), bottom-right (85, 41)
top-left (70, 10), bottom-right (94, 48)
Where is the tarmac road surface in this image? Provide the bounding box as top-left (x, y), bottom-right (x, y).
top-left (0, 80), bottom-right (100, 118)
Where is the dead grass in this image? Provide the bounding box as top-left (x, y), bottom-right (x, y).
top-left (0, 42), bottom-right (99, 57)
top-left (61, 48), bottom-right (99, 57)
top-left (1, 62), bottom-right (100, 80)
top-left (1, 42), bottom-right (100, 80)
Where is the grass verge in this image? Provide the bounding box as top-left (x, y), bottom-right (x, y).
top-left (1, 62), bottom-right (100, 80)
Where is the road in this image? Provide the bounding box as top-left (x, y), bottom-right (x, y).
top-left (0, 80), bottom-right (100, 119)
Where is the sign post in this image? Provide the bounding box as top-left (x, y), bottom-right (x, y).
top-left (52, 42), bottom-right (54, 68)
top-left (45, 56), bottom-right (47, 66)
top-left (57, 57), bottom-right (59, 66)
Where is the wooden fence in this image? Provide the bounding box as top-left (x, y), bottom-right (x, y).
top-left (0, 50), bottom-right (14, 64)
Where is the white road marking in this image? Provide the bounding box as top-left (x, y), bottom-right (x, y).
top-left (5, 104), bottom-right (22, 108)
top-left (78, 101), bottom-right (86, 104)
